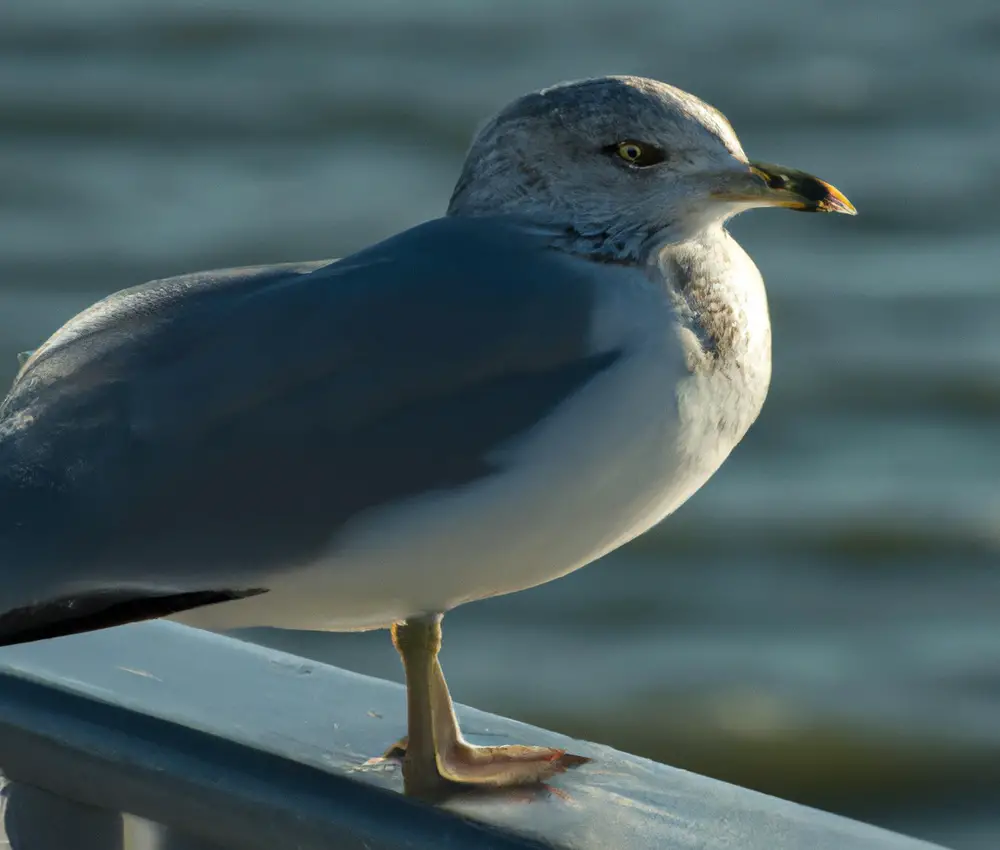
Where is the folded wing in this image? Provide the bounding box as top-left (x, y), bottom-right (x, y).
top-left (0, 217), bottom-right (621, 639)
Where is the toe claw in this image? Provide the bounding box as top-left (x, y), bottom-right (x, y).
top-left (382, 736), bottom-right (408, 759)
top-left (555, 752), bottom-right (592, 769)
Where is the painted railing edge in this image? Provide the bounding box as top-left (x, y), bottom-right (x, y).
top-left (0, 621), bottom-right (950, 850)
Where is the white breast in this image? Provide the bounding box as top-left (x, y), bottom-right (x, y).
top-left (173, 239), bottom-right (771, 633)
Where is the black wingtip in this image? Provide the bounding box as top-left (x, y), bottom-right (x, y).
top-left (0, 588), bottom-right (268, 647)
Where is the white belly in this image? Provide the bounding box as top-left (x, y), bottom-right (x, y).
top-left (174, 250), bottom-right (770, 633)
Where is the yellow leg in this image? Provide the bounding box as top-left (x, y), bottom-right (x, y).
top-left (390, 614), bottom-right (589, 798)
top-left (390, 615), bottom-right (449, 799)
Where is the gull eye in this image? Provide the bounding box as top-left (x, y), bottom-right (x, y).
top-left (607, 140), bottom-right (666, 168)
top-left (618, 142), bottom-right (643, 162)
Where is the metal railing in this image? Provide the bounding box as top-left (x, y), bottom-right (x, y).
top-left (0, 621), bottom-right (945, 850)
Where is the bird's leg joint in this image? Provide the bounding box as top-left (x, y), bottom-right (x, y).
top-left (390, 613), bottom-right (443, 658)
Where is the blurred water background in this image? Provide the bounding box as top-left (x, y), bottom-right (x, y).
top-left (2, 1), bottom-right (999, 846)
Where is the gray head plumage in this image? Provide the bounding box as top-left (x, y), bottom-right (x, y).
top-left (447, 76), bottom-right (854, 262)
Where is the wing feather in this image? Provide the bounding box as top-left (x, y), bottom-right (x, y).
top-left (0, 217), bottom-right (621, 622)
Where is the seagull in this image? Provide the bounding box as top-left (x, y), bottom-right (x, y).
top-left (0, 76), bottom-right (853, 798)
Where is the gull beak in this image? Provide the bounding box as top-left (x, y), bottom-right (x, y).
top-left (712, 161), bottom-right (857, 215)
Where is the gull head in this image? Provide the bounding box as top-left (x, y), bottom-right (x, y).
top-left (448, 76), bottom-right (855, 261)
